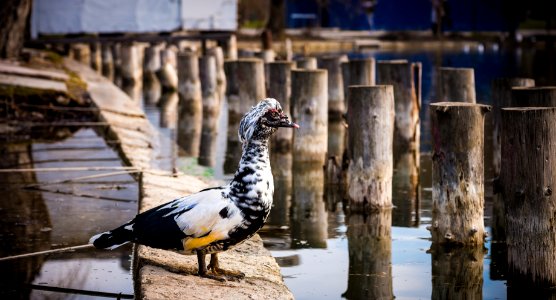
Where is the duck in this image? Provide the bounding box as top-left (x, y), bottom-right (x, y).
top-left (89, 98), bottom-right (298, 281)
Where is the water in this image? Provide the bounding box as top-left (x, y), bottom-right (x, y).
top-left (136, 45), bottom-right (556, 299)
top-left (0, 127), bottom-right (136, 299)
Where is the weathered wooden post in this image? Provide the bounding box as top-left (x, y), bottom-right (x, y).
top-left (431, 245), bottom-right (484, 300)
top-left (223, 58), bottom-right (266, 173)
top-left (111, 43), bottom-right (122, 87)
top-left (101, 44), bottom-right (114, 81)
top-left (218, 34), bottom-right (238, 60)
top-left (207, 47), bottom-right (226, 104)
top-left (346, 85), bottom-right (394, 211)
top-left (319, 55), bottom-right (348, 120)
top-left (429, 102), bottom-right (490, 245)
top-left (177, 51), bottom-right (203, 157)
top-left (285, 38), bottom-right (293, 61)
top-left (198, 55), bottom-right (220, 167)
top-left (347, 58), bottom-right (376, 86)
top-left (142, 44), bottom-right (162, 104)
top-left (156, 48), bottom-right (178, 92)
top-left (377, 60), bottom-right (421, 152)
top-left (258, 49), bottom-right (276, 63)
top-left (71, 43), bottom-right (91, 66)
top-left (490, 78), bottom-right (535, 261)
top-left (501, 107), bottom-right (556, 287)
top-left (267, 61), bottom-right (294, 227)
top-left (120, 42), bottom-right (142, 87)
top-left (438, 67), bottom-right (476, 103)
top-left (159, 91), bottom-right (178, 129)
top-left (511, 86), bottom-right (556, 107)
top-left (341, 61), bottom-right (350, 100)
top-left (296, 57), bottom-right (317, 70)
top-left (343, 211), bottom-right (392, 300)
top-left (291, 69), bottom-right (328, 166)
top-left (291, 163), bottom-right (327, 248)
top-left (90, 43), bottom-right (102, 73)
top-left (491, 78), bottom-right (535, 178)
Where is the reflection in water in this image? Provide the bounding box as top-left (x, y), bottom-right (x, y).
top-left (268, 152), bottom-right (292, 228)
top-left (430, 245), bottom-right (484, 300)
top-left (343, 211), bottom-right (393, 300)
top-left (326, 120), bottom-right (346, 186)
top-left (290, 163), bottom-right (327, 249)
top-left (0, 143), bottom-right (50, 299)
top-left (392, 149), bottom-right (420, 227)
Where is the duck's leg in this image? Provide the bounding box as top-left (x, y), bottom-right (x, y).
top-left (208, 253), bottom-right (245, 281)
top-left (196, 250), bottom-right (225, 281)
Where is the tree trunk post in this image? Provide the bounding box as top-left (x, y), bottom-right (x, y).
top-left (207, 47), bottom-right (227, 104)
top-left (142, 44), bottom-right (162, 103)
top-left (285, 38), bottom-right (293, 61)
top-left (156, 48), bottom-right (178, 92)
top-left (319, 55), bottom-right (349, 121)
top-left (218, 34), bottom-right (237, 60)
top-left (291, 69), bottom-right (328, 166)
top-left (267, 61), bottom-right (294, 226)
top-left (501, 107), bottom-right (556, 287)
top-left (223, 58), bottom-right (266, 173)
top-left (159, 91), bottom-right (179, 129)
top-left (120, 42), bottom-right (142, 87)
top-left (111, 43), bottom-right (122, 87)
top-left (177, 51), bottom-right (203, 157)
top-left (347, 58), bottom-right (376, 86)
top-left (90, 43), bottom-right (102, 73)
top-left (346, 85), bottom-right (394, 211)
top-left (344, 211), bottom-right (393, 300)
top-left (198, 55), bottom-right (220, 167)
top-left (429, 102), bottom-right (490, 245)
top-left (71, 43), bottom-right (91, 66)
top-left (438, 67), bottom-right (476, 103)
top-left (341, 61), bottom-right (350, 101)
top-left (101, 44), bottom-right (115, 81)
top-left (511, 86), bottom-right (556, 107)
top-left (376, 60), bottom-right (421, 153)
top-left (296, 57), bottom-right (317, 70)
top-left (491, 78), bottom-right (535, 178)
top-left (0, 0), bottom-right (32, 59)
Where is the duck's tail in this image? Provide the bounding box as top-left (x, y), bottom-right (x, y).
top-left (89, 221), bottom-right (134, 250)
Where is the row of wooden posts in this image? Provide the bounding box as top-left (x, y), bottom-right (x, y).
top-left (69, 39), bottom-right (556, 287)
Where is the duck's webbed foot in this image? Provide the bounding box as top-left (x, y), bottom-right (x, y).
top-left (196, 250), bottom-right (226, 282)
top-left (207, 253), bottom-right (245, 281)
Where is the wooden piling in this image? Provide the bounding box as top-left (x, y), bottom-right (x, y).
top-left (501, 107), bottom-right (556, 287)
top-left (71, 43), bottom-right (91, 66)
top-left (429, 102), bottom-right (490, 245)
top-left (341, 61), bottom-right (350, 100)
top-left (284, 38), bottom-right (293, 61)
top-left (142, 44), bottom-right (162, 103)
top-left (207, 47), bottom-right (226, 104)
top-left (258, 50), bottom-right (276, 63)
top-left (223, 58), bottom-right (265, 173)
top-left (156, 48), bottom-right (178, 92)
top-left (377, 60), bottom-right (421, 152)
top-left (177, 51), bottom-right (203, 157)
top-left (90, 43), bottom-right (102, 73)
top-left (511, 86), bottom-right (556, 107)
top-left (218, 34), bottom-right (237, 60)
top-left (491, 78), bottom-right (535, 178)
top-left (438, 67), bottom-right (476, 103)
top-left (291, 69), bottom-right (328, 166)
top-left (296, 57), bottom-right (317, 70)
top-left (344, 211), bottom-right (392, 299)
top-left (319, 55), bottom-right (348, 120)
top-left (101, 44), bottom-right (114, 81)
top-left (197, 55), bottom-right (219, 167)
top-left (346, 85), bottom-right (394, 211)
top-left (347, 58), bottom-right (376, 86)
top-left (159, 91), bottom-right (178, 129)
top-left (268, 61), bottom-right (294, 225)
top-left (120, 42), bottom-right (142, 86)
top-left (111, 43), bottom-right (122, 87)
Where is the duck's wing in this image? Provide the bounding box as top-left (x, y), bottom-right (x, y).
top-left (131, 186), bottom-right (243, 252)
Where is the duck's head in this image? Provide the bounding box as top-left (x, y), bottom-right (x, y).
top-left (239, 98), bottom-right (298, 143)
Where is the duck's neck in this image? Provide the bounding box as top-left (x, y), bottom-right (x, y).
top-left (228, 139), bottom-right (274, 212)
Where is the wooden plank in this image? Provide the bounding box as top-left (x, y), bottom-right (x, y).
top-left (0, 61), bottom-right (69, 81)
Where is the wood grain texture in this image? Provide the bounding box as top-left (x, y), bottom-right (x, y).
top-left (438, 67), bottom-right (476, 103)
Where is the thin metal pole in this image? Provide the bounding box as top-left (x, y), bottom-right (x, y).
top-left (0, 244), bottom-right (94, 262)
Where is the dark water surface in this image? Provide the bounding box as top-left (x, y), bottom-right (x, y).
top-left (0, 128), bottom-right (136, 299)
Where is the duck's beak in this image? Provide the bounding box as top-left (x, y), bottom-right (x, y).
top-left (277, 115), bottom-right (299, 128)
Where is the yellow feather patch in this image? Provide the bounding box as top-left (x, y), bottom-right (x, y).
top-left (183, 232), bottom-right (222, 251)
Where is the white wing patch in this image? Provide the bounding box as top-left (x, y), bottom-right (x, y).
top-left (157, 188), bottom-right (244, 241)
